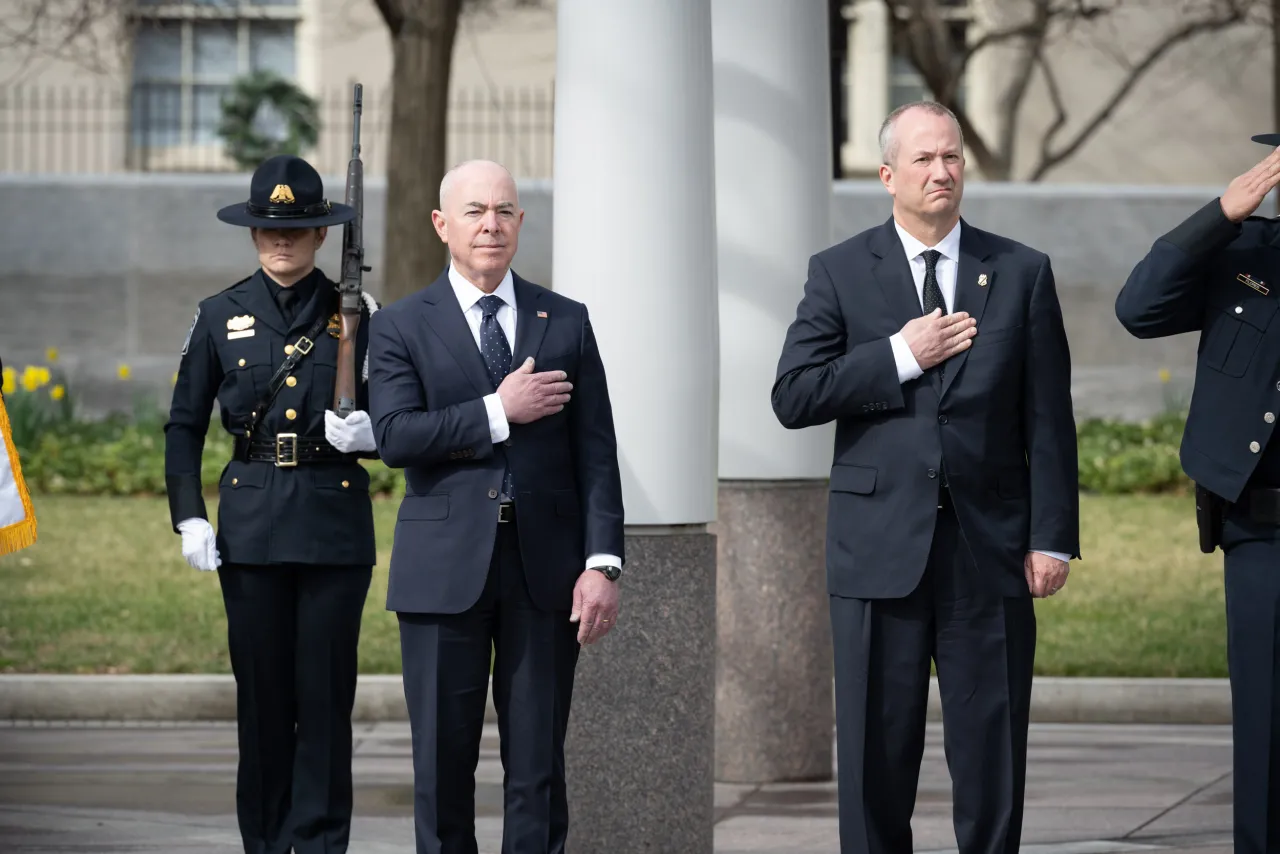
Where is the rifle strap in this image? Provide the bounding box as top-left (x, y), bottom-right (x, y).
top-left (244, 311), bottom-right (330, 437)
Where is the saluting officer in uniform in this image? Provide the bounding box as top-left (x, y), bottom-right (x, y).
top-left (164, 154), bottom-right (380, 854)
top-left (1116, 135), bottom-right (1280, 854)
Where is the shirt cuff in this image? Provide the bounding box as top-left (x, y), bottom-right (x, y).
top-left (586, 553), bottom-right (622, 572)
top-left (483, 393), bottom-right (510, 444)
top-left (1033, 549), bottom-right (1072, 564)
top-left (889, 333), bottom-right (924, 383)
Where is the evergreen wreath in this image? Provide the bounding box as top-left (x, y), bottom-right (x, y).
top-left (217, 71), bottom-right (321, 170)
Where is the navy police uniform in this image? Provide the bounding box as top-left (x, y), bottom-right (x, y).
top-left (164, 155), bottom-right (377, 854)
top-left (1116, 135), bottom-right (1280, 854)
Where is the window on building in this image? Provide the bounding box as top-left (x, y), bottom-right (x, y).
top-left (888, 0), bottom-right (969, 111)
top-left (130, 0), bottom-right (300, 153)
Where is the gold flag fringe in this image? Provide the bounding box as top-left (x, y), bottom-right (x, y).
top-left (0, 394), bottom-right (37, 555)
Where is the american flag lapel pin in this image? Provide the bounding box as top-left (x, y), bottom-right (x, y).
top-left (537, 310), bottom-right (548, 318)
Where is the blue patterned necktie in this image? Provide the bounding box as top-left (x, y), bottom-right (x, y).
top-left (477, 294), bottom-right (514, 498)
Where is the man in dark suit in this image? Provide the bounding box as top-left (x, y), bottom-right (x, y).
top-left (771, 101), bottom-right (1080, 854)
top-left (1115, 138), bottom-right (1280, 854)
top-left (366, 159), bottom-right (626, 854)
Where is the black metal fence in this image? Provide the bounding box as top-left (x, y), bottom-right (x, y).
top-left (0, 83), bottom-right (556, 177)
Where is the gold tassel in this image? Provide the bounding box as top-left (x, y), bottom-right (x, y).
top-left (0, 393), bottom-right (37, 556)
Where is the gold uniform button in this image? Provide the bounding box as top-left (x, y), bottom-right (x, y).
top-left (238, 358), bottom-right (246, 367)
top-left (286, 376), bottom-right (297, 387)
top-left (342, 480), bottom-right (350, 488)
top-left (1251, 441), bottom-right (1261, 453)
top-left (232, 477), bottom-right (238, 485)
top-left (285, 408), bottom-right (297, 420)
top-left (284, 344), bottom-right (294, 355)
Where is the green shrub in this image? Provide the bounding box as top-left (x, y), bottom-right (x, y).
top-left (1077, 411), bottom-right (1189, 495)
top-left (4, 356), bottom-right (1193, 498)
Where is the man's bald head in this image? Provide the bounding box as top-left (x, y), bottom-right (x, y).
top-left (432, 159), bottom-right (524, 292)
top-left (439, 159), bottom-right (520, 210)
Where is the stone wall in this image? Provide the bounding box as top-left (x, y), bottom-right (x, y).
top-left (0, 174), bottom-right (1229, 419)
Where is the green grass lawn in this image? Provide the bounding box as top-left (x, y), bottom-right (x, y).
top-left (0, 492), bottom-right (1226, 677)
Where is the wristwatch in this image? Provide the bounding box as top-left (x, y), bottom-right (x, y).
top-left (590, 564), bottom-right (621, 582)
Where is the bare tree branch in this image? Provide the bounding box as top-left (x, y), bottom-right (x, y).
top-left (1029, 1), bottom-right (1255, 179)
top-left (1034, 51), bottom-right (1069, 174)
top-left (889, 0), bottom-right (1265, 179)
top-left (0, 0), bottom-right (132, 79)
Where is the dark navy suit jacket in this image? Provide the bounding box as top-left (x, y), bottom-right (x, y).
top-left (367, 269), bottom-right (625, 614)
top-left (772, 216), bottom-right (1081, 599)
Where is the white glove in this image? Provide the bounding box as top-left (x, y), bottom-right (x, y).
top-left (177, 518), bottom-right (221, 572)
top-left (325, 409), bottom-right (377, 453)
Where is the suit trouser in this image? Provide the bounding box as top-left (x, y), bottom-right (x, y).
top-left (829, 501), bottom-right (1036, 854)
top-left (217, 562), bottom-right (373, 854)
top-left (1221, 508), bottom-right (1280, 854)
top-left (398, 518), bottom-right (581, 854)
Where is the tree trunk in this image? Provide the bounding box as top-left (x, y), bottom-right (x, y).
top-left (378, 0), bottom-right (463, 304)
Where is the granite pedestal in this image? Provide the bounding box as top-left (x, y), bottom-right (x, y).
top-left (564, 528), bottom-right (717, 853)
top-left (715, 480), bottom-right (832, 783)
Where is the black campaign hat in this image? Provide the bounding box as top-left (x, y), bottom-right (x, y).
top-left (216, 154), bottom-right (356, 229)
top-left (1253, 133), bottom-right (1280, 147)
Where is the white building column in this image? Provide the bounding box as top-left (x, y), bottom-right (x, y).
top-left (711, 0), bottom-right (836, 785)
top-left (842, 0), bottom-right (891, 176)
top-left (553, 1), bottom-right (718, 851)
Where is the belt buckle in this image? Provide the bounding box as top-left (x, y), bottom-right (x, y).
top-left (293, 336), bottom-right (313, 356)
top-left (275, 433), bottom-right (299, 467)
top-left (498, 502), bottom-right (514, 523)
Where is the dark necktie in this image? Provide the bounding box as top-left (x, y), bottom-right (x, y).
top-left (921, 249), bottom-right (946, 315)
top-left (477, 294), bottom-right (514, 498)
top-left (276, 286), bottom-right (298, 326)
top-left (921, 249), bottom-right (947, 381)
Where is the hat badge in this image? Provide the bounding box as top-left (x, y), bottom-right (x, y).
top-left (269, 184), bottom-right (296, 204)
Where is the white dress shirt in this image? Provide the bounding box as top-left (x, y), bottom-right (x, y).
top-left (883, 222), bottom-right (1072, 567)
top-left (887, 219), bottom-right (961, 383)
top-left (449, 264), bottom-right (517, 444)
top-left (448, 264), bottom-right (622, 573)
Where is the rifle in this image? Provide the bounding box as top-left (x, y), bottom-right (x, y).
top-left (334, 82), bottom-right (372, 418)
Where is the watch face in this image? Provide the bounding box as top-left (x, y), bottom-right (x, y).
top-left (596, 565), bottom-right (621, 581)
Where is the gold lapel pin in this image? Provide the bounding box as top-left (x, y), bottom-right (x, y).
top-left (977, 273), bottom-right (988, 288)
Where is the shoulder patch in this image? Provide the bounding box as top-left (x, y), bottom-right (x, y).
top-left (181, 308), bottom-right (201, 356)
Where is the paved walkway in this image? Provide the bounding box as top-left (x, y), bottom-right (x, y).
top-left (0, 721), bottom-right (1233, 853)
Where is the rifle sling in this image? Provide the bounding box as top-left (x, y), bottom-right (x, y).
top-left (244, 311), bottom-right (330, 437)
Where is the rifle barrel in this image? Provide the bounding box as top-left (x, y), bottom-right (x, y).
top-left (351, 83), bottom-right (362, 159)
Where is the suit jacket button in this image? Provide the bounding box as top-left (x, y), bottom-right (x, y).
top-left (1266, 412), bottom-right (1275, 424)
top-left (938, 414), bottom-right (948, 424)
top-left (927, 469), bottom-right (937, 479)
top-left (488, 489), bottom-right (498, 499)
top-left (1251, 441), bottom-right (1261, 453)
top-left (342, 480), bottom-right (350, 488)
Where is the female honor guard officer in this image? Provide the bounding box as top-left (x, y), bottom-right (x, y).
top-left (164, 154), bottom-right (379, 854)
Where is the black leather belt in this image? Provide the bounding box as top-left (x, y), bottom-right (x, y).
top-left (498, 502), bottom-right (516, 523)
top-left (233, 434), bottom-right (354, 467)
top-left (1238, 488), bottom-right (1280, 525)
